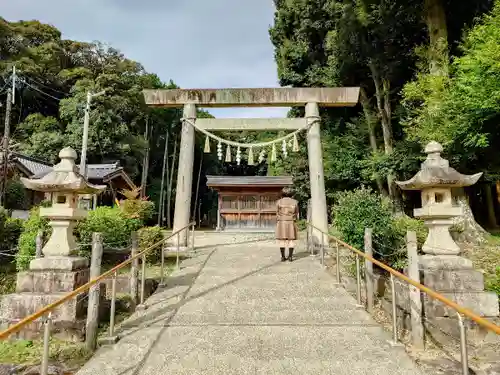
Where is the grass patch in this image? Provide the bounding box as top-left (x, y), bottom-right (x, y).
top-left (100, 256), bottom-right (178, 279)
top-left (0, 261), bottom-right (16, 295)
top-left (0, 338), bottom-right (92, 367)
top-left (462, 235), bottom-right (500, 296)
top-left (0, 253), bottom-right (182, 368)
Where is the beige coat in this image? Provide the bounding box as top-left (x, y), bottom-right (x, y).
top-left (275, 197), bottom-right (299, 240)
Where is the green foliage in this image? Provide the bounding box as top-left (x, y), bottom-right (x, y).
top-left (120, 199), bottom-right (155, 223)
top-left (138, 226), bottom-right (164, 264)
top-left (16, 207), bottom-right (50, 271)
top-left (4, 179), bottom-right (29, 210)
top-left (485, 266), bottom-right (500, 296)
top-left (332, 187), bottom-right (427, 269)
top-left (332, 187), bottom-right (394, 252)
top-left (391, 215), bottom-right (428, 248)
top-left (3, 217), bottom-right (23, 250)
top-left (0, 338), bottom-right (92, 366)
top-left (0, 264), bottom-right (16, 295)
top-left (389, 215), bottom-right (428, 270)
top-left (75, 206), bottom-right (142, 256)
top-left (116, 188), bottom-right (156, 225)
top-left (403, 1), bottom-right (500, 174)
top-left (296, 219), bottom-right (307, 231)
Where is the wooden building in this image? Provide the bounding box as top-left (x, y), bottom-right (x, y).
top-left (6, 153), bottom-right (136, 214)
top-left (33, 161), bottom-right (136, 209)
top-left (206, 175), bottom-right (293, 232)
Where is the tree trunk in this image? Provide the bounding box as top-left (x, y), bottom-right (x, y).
top-left (359, 88), bottom-right (386, 196)
top-left (451, 188), bottom-right (487, 245)
top-left (368, 62), bottom-right (402, 210)
top-left (157, 130), bottom-right (169, 226)
top-left (369, 63), bottom-right (393, 154)
top-left (484, 184), bottom-right (497, 228)
top-left (424, 0), bottom-right (449, 76)
top-left (166, 136), bottom-right (178, 228)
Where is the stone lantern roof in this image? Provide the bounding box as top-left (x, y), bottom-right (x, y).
top-left (20, 147), bottom-right (106, 194)
top-left (396, 141), bottom-right (482, 190)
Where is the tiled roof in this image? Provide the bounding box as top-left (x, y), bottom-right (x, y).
top-left (84, 163), bottom-right (121, 180)
top-left (32, 162), bottom-right (122, 180)
top-left (206, 175), bottom-right (293, 187)
top-left (11, 153), bottom-right (52, 177)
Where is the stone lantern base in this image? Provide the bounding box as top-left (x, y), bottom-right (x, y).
top-left (0, 256), bottom-right (90, 341)
top-left (419, 255), bottom-right (499, 319)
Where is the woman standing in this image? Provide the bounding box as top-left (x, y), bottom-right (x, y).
top-left (275, 187), bottom-right (299, 262)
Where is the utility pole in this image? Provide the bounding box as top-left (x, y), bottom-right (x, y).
top-left (140, 116), bottom-right (151, 199)
top-left (79, 90), bottom-right (106, 178)
top-left (0, 91), bottom-right (12, 207)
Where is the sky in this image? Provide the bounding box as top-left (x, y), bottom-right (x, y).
top-left (2, 0), bottom-right (289, 118)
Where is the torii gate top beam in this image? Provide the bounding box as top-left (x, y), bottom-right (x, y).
top-left (143, 87), bottom-right (360, 108)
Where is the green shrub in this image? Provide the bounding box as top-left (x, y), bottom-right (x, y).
top-left (5, 180), bottom-right (29, 210)
top-left (388, 215), bottom-right (428, 270)
top-left (332, 187), bottom-right (427, 270)
top-left (0, 206), bottom-right (23, 251)
top-left (138, 226), bottom-right (164, 263)
top-left (3, 217), bottom-right (23, 249)
top-left (75, 206), bottom-right (142, 256)
top-left (333, 187), bottom-right (394, 252)
top-left (16, 207), bottom-right (50, 271)
top-left (120, 199), bottom-right (155, 222)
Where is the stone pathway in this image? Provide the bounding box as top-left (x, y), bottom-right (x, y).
top-left (76, 239), bottom-right (426, 375)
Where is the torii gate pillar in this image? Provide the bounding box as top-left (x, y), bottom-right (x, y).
top-left (172, 104), bottom-right (196, 245)
top-left (144, 88), bottom-right (360, 247)
top-left (306, 102), bottom-right (329, 245)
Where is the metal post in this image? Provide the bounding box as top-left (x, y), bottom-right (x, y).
top-left (364, 228), bottom-right (374, 313)
top-left (140, 254), bottom-right (146, 305)
top-left (355, 255), bottom-right (362, 306)
top-left (190, 224), bottom-right (195, 252)
top-left (320, 232), bottom-right (325, 266)
top-left (390, 274), bottom-right (398, 344)
top-left (335, 240), bottom-right (341, 284)
top-left (130, 232), bottom-right (139, 304)
top-left (160, 245), bottom-right (165, 286)
top-left (109, 271), bottom-right (117, 338)
top-left (306, 224), bottom-right (310, 254)
top-left (457, 313), bottom-right (469, 375)
top-left (176, 232), bottom-right (180, 270)
top-left (41, 312), bottom-right (52, 375)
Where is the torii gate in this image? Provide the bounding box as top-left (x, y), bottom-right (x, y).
top-left (143, 87), bottom-right (360, 247)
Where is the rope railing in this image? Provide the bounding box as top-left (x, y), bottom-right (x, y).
top-left (0, 221), bottom-right (196, 345)
top-left (306, 221), bottom-right (500, 375)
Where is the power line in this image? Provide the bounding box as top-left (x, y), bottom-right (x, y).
top-left (21, 75), bottom-right (69, 97)
top-left (20, 79), bottom-right (63, 102)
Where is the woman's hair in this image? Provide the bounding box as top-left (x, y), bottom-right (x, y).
top-left (282, 187), bottom-right (293, 197)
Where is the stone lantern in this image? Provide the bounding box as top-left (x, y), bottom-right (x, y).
top-left (21, 147), bottom-right (106, 267)
top-left (396, 141), bottom-right (498, 321)
top-left (396, 141), bottom-right (482, 256)
top-left (0, 147), bottom-right (106, 340)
